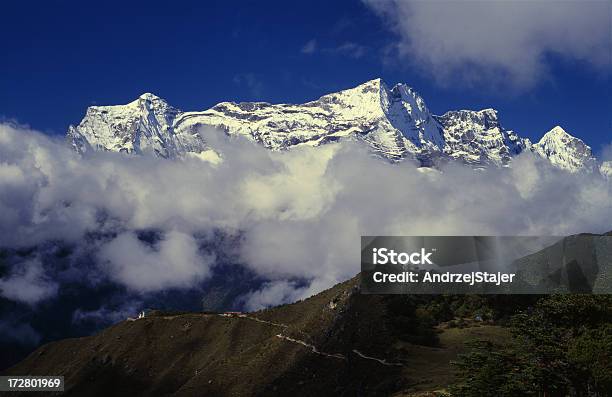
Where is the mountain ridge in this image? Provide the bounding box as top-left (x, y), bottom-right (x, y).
top-left (67, 78), bottom-right (600, 173)
top-left (0, 275), bottom-right (509, 397)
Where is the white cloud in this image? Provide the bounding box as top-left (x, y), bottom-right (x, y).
top-left (0, 123), bottom-right (611, 308)
top-left (239, 280), bottom-right (310, 311)
top-left (0, 259), bottom-right (58, 305)
top-left (301, 39), bottom-right (317, 54)
top-left (364, 0), bottom-right (611, 90)
top-left (332, 42), bottom-right (367, 59)
top-left (233, 73), bottom-right (264, 97)
top-left (98, 230), bottom-right (214, 292)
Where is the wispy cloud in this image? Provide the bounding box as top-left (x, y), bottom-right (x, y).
top-left (301, 39), bottom-right (317, 55)
top-left (233, 73), bottom-right (264, 98)
top-left (72, 301), bottom-right (144, 326)
top-left (601, 142), bottom-right (612, 161)
top-left (331, 42), bottom-right (367, 59)
top-left (330, 16), bottom-right (353, 35)
top-left (239, 280), bottom-right (309, 311)
top-left (0, 258), bottom-right (58, 305)
top-left (302, 39), bottom-right (368, 59)
top-left (363, 0), bottom-right (612, 91)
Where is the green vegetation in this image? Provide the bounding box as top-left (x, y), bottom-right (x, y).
top-left (449, 295), bottom-right (612, 397)
top-left (384, 294), bottom-right (540, 347)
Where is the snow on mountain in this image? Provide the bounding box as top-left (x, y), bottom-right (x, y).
top-left (532, 126), bottom-right (598, 173)
top-left (66, 79), bottom-right (599, 172)
top-left (67, 93), bottom-right (205, 158)
top-left (68, 79), bottom-right (447, 162)
top-left (435, 109), bottom-right (530, 167)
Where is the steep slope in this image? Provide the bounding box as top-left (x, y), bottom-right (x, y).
top-left (68, 79), bottom-right (446, 163)
top-left (1, 278), bottom-right (401, 396)
top-left (179, 78), bottom-right (445, 161)
top-left (532, 126), bottom-right (598, 173)
top-left (67, 93), bottom-right (205, 158)
top-left (1, 277), bottom-right (513, 397)
top-left (435, 109), bottom-right (530, 167)
top-left (66, 79), bottom-right (600, 171)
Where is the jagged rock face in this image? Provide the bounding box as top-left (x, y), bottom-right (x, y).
top-left (435, 109), bottom-right (530, 167)
top-left (203, 78), bottom-right (446, 159)
top-left (67, 79), bottom-right (599, 172)
top-left (533, 126), bottom-right (598, 173)
top-left (67, 93), bottom-right (204, 158)
top-left (68, 79), bottom-right (446, 162)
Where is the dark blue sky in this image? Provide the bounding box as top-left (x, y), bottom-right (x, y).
top-left (1, 0), bottom-right (610, 152)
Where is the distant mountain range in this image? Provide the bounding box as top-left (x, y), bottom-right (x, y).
top-left (67, 79), bottom-right (607, 174)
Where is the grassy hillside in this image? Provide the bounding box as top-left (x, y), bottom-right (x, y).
top-left (2, 276), bottom-right (609, 396)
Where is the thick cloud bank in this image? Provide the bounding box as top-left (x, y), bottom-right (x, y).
top-left (0, 123), bottom-right (611, 310)
top-left (364, 0), bottom-right (611, 90)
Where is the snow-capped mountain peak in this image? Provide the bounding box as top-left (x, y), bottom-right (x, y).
top-left (66, 91), bottom-right (191, 157)
top-left (533, 126), bottom-right (597, 173)
top-left (66, 79), bottom-right (600, 173)
top-left (138, 92), bottom-right (162, 100)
